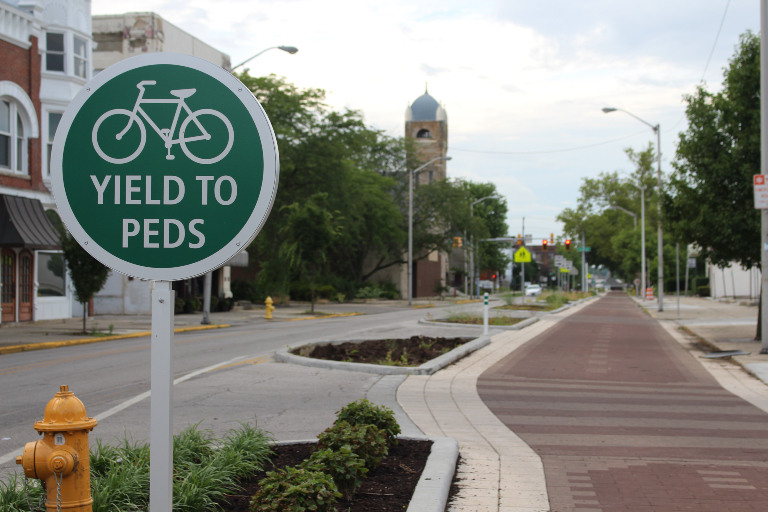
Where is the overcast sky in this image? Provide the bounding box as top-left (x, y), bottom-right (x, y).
top-left (93, 0), bottom-right (760, 242)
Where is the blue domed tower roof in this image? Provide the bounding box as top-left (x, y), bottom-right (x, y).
top-left (406, 87), bottom-right (446, 122)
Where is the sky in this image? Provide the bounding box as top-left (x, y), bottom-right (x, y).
top-left (92, 0), bottom-right (761, 242)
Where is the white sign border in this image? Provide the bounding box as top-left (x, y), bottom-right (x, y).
top-left (51, 53), bottom-right (279, 281)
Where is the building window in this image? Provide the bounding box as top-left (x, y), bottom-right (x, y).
top-left (73, 37), bottom-right (87, 78)
top-left (37, 252), bottom-right (66, 297)
top-left (416, 129), bottom-right (432, 139)
top-left (46, 32), bottom-right (65, 72)
top-left (47, 112), bottom-right (63, 174)
top-left (0, 100), bottom-right (28, 174)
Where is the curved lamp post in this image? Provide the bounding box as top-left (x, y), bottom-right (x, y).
top-left (603, 107), bottom-right (664, 311)
top-left (231, 46), bottom-right (299, 72)
top-left (408, 156), bottom-right (452, 306)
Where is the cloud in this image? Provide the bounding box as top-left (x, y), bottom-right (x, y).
top-left (420, 63), bottom-right (450, 76)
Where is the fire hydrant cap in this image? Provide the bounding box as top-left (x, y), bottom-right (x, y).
top-left (34, 385), bottom-right (97, 433)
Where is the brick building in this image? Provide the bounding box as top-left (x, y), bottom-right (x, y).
top-left (0, 0), bottom-right (94, 322)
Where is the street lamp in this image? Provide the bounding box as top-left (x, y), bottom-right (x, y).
top-left (603, 107), bottom-right (664, 311)
top-left (231, 46), bottom-right (299, 71)
top-left (470, 195), bottom-right (501, 299)
top-left (408, 156), bottom-right (452, 306)
top-left (608, 205), bottom-right (637, 229)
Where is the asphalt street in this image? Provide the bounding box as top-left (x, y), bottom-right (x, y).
top-left (0, 301), bottom-right (483, 480)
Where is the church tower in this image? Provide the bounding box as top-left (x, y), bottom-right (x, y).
top-left (405, 87), bottom-right (448, 184)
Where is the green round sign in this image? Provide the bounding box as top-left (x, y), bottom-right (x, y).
top-left (51, 53), bottom-right (278, 281)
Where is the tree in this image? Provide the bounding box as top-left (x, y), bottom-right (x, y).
top-left (280, 193), bottom-right (342, 313)
top-left (60, 231), bottom-right (109, 333)
top-left (664, 32), bottom-right (760, 270)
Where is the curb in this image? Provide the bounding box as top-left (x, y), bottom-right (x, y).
top-left (0, 324), bottom-right (231, 355)
top-left (417, 316), bottom-right (540, 331)
top-left (285, 312), bottom-right (365, 322)
top-left (274, 336), bottom-right (491, 375)
top-left (273, 435), bottom-right (458, 512)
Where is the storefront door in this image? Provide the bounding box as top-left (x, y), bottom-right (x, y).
top-left (2, 250), bottom-right (15, 322)
top-left (18, 250), bottom-right (32, 321)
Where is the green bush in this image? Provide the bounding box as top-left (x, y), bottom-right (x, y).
top-left (290, 282), bottom-right (336, 301)
top-left (501, 293), bottom-right (515, 306)
top-left (698, 286), bottom-right (710, 297)
top-left (317, 421), bottom-right (388, 470)
top-left (175, 297), bottom-right (185, 314)
top-left (250, 466), bottom-right (341, 512)
top-left (356, 286), bottom-right (382, 299)
top-left (301, 446), bottom-right (368, 499)
top-left (335, 399), bottom-right (401, 448)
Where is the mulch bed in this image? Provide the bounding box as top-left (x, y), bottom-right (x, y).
top-left (292, 336), bottom-right (472, 366)
top-left (437, 316), bottom-right (523, 326)
top-left (218, 439), bottom-right (433, 511)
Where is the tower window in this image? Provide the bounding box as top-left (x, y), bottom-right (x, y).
top-left (416, 129), bottom-right (432, 139)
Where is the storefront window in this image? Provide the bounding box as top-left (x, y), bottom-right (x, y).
top-left (37, 252), bottom-right (66, 297)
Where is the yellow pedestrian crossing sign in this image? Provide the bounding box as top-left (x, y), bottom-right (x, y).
top-left (514, 247), bottom-right (531, 263)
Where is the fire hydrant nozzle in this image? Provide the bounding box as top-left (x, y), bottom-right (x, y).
top-left (17, 385), bottom-right (97, 511)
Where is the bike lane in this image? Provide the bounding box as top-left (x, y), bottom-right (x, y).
top-left (478, 293), bottom-right (768, 512)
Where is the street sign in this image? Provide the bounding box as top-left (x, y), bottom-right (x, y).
top-left (755, 175), bottom-right (768, 209)
top-left (51, 53), bottom-right (279, 281)
top-left (687, 258), bottom-right (696, 269)
top-left (634, 278), bottom-right (641, 285)
top-left (50, 53), bottom-right (279, 512)
top-left (577, 247), bottom-right (591, 252)
top-left (571, 267), bottom-right (579, 275)
top-left (555, 255), bottom-right (564, 266)
top-left (514, 246), bottom-right (532, 263)
top-left (560, 267), bottom-right (568, 273)
top-left (566, 261), bottom-right (573, 270)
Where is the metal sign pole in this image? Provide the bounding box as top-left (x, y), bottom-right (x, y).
top-left (483, 292), bottom-right (489, 335)
top-left (150, 281), bottom-right (174, 512)
top-left (763, 0), bottom-right (768, 352)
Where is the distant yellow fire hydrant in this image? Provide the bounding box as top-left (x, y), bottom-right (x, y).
top-left (16, 385), bottom-right (97, 512)
top-left (265, 296), bottom-right (275, 319)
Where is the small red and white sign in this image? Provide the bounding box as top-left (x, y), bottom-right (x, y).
top-left (755, 175), bottom-right (768, 209)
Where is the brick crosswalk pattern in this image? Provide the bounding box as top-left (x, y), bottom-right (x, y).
top-left (478, 294), bottom-right (768, 512)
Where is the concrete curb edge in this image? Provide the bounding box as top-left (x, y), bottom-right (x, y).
top-left (274, 336), bottom-right (491, 375)
top-left (0, 324), bottom-right (232, 355)
top-left (274, 435), bottom-right (458, 512)
top-left (417, 316), bottom-right (540, 331)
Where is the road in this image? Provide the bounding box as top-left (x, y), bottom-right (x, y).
top-left (0, 301), bottom-right (481, 480)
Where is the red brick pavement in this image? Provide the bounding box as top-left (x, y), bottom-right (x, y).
top-left (478, 293), bottom-right (768, 512)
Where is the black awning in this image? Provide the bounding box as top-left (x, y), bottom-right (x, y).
top-left (0, 194), bottom-right (61, 250)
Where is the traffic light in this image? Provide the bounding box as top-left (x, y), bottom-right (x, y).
top-left (565, 239), bottom-right (572, 251)
top-left (542, 239), bottom-right (548, 251)
top-left (492, 273), bottom-right (497, 280)
top-left (516, 234), bottom-right (522, 246)
top-left (457, 237), bottom-right (462, 247)
top-left (550, 233), bottom-right (554, 244)
top-left (452, 237), bottom-right (459, 247)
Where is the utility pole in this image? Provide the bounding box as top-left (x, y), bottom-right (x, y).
top-left (656, 124), bottom-right (664, 312)
top-left (761, 0), bottom-right (768, 352)
top-left (582, 231), bottom-right (586, 292)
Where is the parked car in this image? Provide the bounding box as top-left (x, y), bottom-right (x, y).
top-left (525, 285), bottom-right (542, 296)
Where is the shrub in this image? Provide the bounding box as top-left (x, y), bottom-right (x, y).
top-left (300, 446), bottom-right (368, 499)
top-left (334, 292), bottom-right (346, 303)
top-left (317, 421), bottom-right (388, 470)
top-left (335, 399), bottom-right (401, 448)
top-left (250, 466), bottom-right (341, 512)
top-left (698, 286), bottom-right (710, 297)
top-left (356, 286), bottom-right (382, 299)
top-left (501, 293), bottom-right (515, 306)
top-left (175, 297), bottom-right (185, 314)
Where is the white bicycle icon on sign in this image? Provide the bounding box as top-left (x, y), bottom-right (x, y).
top-left (92, 80), bottom-right (234, 164)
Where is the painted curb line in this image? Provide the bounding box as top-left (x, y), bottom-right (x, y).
top-left (0, 324), bottom-right (231, 355)
top-left (273, 435), bottom-right (457, 512)
top-left (417, 316), bottom-right (540, 331)
top-left (274, 336), bottom-right (491, 375)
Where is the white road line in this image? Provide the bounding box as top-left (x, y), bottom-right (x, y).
top-left (0, 354), bottom-right (247, 468)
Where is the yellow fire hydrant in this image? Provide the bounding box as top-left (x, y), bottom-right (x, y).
top-left (265, 296), bottom-right (275, 319)
top-left (16, 385), bottom-right (97, 512)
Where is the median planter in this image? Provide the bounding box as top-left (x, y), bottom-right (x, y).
top-left (418, 315), bottom-right (540, 330)
top-left (274, 335), bottom-right (490, 375)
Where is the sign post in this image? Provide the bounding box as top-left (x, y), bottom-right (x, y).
top-left (51, 53), bottom-right (279, 511)
top-left (514, 247), bottom-right (531, 300)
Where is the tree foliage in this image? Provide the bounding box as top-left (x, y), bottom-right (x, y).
top-left (235, 73), bottom-right (505, 297)
top-left (664, 32), bottom-right (760, 270)
top-left (60, 230), bottom-right (109, 332)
